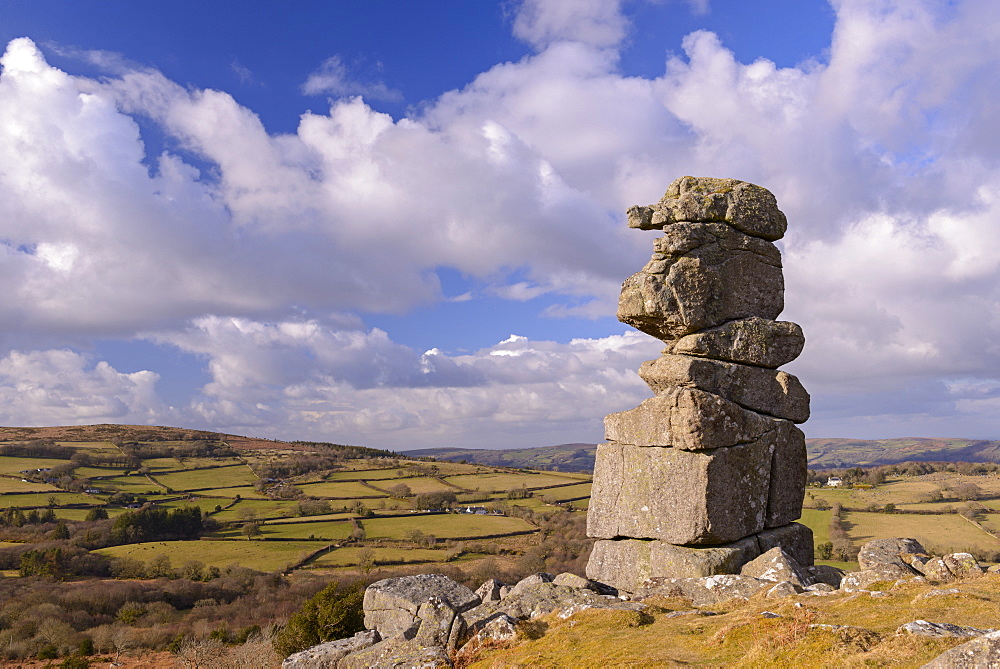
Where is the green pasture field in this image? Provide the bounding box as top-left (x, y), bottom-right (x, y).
top-left (0, 491), bottom-right (99, 507)
top-left (322, 468), bottom-right (404, 481)
top-left (297, 481), bottom-right (388, 498)
top-left (55, 441), bottom-right (119, 452)
top-left (100, 475), bottom-right (165, 495)
top-left (154, 464), bottom-right (258, 491)
top-left (537, 482), bottom-right (592, 502)
top-left (95, 539), bottom-right (330, 572)
top-left (55, 506), bottom-right (125, 520)
top-left (365, 477), bottom-right (458, 495)
top-left (157, 497), bottom-right (232, 514)
top-left (73, 466), bottom-right (127, 478)
top-left (0, 456), bottom-right (74, 475)
top-left (895, 502), bottom-right (968, 512)
top-left (146, 456), bottom-right (245, 470)
top-left (198, 486), bottom-right (268, 499)
top-left (213, 499), bottom-right (300, 521)
top-left (844, 510), bottom-right (1000, 554)
top-left (567, 499), bottom-right (589, 510)
top-left (134, 457), bottom-right (186, 471)
top-left (265, 512), bottom-right (355, 524)
top-left (0, 478), bottom-right (60, 494)
top-left (444, 472), bottom-right (585, 492)
top-left (360, 513), bottom-right (535, 540)
top-left (308, 546), bottom-right (448, 568)
top-left (798, 508), bottom-right (832, 545)
top-left (212, 519), bottom-right (353, 541)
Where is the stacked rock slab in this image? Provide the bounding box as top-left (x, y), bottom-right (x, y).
top-left (586, 176), bottom-right (813, 593)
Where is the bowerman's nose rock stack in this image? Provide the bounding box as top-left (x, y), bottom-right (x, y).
top-left (585, 176), bottom-right (813, 593)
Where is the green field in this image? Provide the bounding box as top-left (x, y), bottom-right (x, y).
top-left (360, 513), bottom-right (535, 540)
top-left (73, 466), bottom-right (127, 478)
top-left (210, 499), bottom-right (301, 520)
top-left (0, 456), bottom-right (74, 475)
top-left (95, 539), bottom-right (329, 572)
top-left (322, 468), bottom-right (404, 481)
top-left (308, 546), bottom-right (449, 568)
top-left (212, 520), bottom-right (353, 541)
top-left (154, 464), bottom-right (258, 491)
top-left (54, 506), bottom-right (124, 521)
top-left (844, 510), bottom-right (1000, 554)
top-left (365, 476), bottom-right (458, 495)
top-left (297, 481), bottom-right (389, 498)
top-left (444, 472), bottom-right (584, 492)
top-left (0, 478), bottom-right (60, 494)
top-left (537, 482), bottom-right (592, 502)
top-left (198, 485), bottom-right (268, 499)
top-left (0, 491), bottom-right (97, 507)
top-left (799, 507), bottom-right (832, 545)
top-left (101, 474), bottom-right (164, 494)
top-left (264, 512), bottom-right (355, 524)
top-left (55, 441), bottom-right (119, 453)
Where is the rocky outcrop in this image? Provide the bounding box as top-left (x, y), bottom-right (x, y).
top-left (308, 573), bottom-right (646, 668)
top-left (284, 540), bottom-right (994, 666)
top-left (587, 176), bottom-right (810, 590)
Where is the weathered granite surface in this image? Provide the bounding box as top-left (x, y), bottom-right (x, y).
top-left (587, 439), bottom-right (773, 544)
top-left (666, 317), bottom-right (805, 368)
top-left (638, 354), bottom-right (809, 423)
top-left (627, 176), bottom-right (788, 241)
top-left (618, 222), bottom-right (784, 341)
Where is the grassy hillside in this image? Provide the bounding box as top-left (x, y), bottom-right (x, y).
top-left (465, 573), bottom-right (1000, 668)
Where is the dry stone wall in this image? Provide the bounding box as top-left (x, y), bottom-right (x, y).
top-left (586, 176), bottom-right (812, 591)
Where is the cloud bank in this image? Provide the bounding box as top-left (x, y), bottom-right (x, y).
top-left (0, 0), bottom-right (999, 447)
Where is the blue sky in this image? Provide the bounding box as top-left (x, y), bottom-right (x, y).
top-left (0, 0), bottom-right (998, 450)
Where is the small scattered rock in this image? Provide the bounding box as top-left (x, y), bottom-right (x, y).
top-left (281, 630), bottom-right (379, 669)
top-left (914, 588), bottom-right (961, 601)
top-left (475, 578), bottom-right (506, 603)
top-left (760, 611), bottom-right (782, 619)
top-left (741, 547), bottom-right (811, 588)
top-left (921, 629), bottom-right (1000, 668)
top-left (636, 574), bottom-right (767, 606)
top-left (841, 563), bottom-right (916, 592)
top-left (897, 620), bottom-right (995, 638)
top-left (765, 581), bottom-right (801, 599)
top-left (804, 583), bottom-right (836, 593)
top-left (943, 553), bottom-right (985, 580)
top-left (857, 538), bottom-right (926, 572)
top-left (806, 564), bottom-right (845, 588)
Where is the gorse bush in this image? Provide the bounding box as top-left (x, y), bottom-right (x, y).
top-left (272, 581), bottom-right (365, 658)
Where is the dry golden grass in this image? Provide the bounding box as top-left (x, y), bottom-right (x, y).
top-left (470, 575), bottom-right (1000, 668)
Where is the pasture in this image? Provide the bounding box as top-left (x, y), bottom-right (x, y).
top-left (360, 513), bottom-right (535, 540)
top-left (0, 478), bottom-right (60, 494)
top-left (844, 510), bottom-right (1000, 554)
top-left (211, 519), bottom-right (353, 541)
top-left (154, 464), bottom-right (258, 491)
top-left (366, 477), bottom-right (458, 495)
top-left (308, 546), bottom-right (449, 568)
top-left (444, 472), bottom-right (585, 492)
top-left (0, 491), bottom-right (96, 507)
top-left (96, 539), bottom-right (330, 572)
top-left (296, 480), bottom-right (389, 498)
top-left (0, 456), bottom-right (73, 475)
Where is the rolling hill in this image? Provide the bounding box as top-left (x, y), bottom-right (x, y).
top-left (409, 438), bottom-right (1000, 473)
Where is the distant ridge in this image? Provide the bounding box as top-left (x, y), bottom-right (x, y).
top-left (407, 443), bottom-right (598, 472)
top-left (408, 437), bottom-right (1000, 473)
